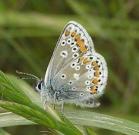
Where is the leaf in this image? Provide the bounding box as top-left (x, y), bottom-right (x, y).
top-left (1, 109), bottom-right (139, 135)
top-left (86, 128), bottom-right (98, 135)
top-left (65, 109), bottom-right (139, 135)
top-left (0, 129), bottom-right (11, 135)
top-left (0, 71), bottom-right (139, 135)
top-left (0, 71), bottom-right (82, 135)
top-left (0, 112), bottom-right (33, 127)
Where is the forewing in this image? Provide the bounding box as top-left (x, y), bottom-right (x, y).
top-left (46, 21), bottom-right (108, 98)
top-left (44, 21), bottom-right (95, 86)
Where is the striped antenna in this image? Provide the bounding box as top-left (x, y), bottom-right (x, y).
top-left (16, 70), bottom-right (40, 81)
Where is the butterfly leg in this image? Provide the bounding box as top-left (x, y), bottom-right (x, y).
top-left (61, 100), bottom-right (64, 113)
top-left (60, 100), bottom-right (65, 119)
top-left (53, 92), bottom-right (57, 110)
top-left (43, 99), bottom-right (48, 110)
top-left (53, 91), bottom-right (64, 112)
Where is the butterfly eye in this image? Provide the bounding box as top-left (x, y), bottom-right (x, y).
top-left (61, 40), bottom-right (66, 46)
top-left (86, 64), bottom-right (91, 69)
top-left (36, 81), bottom-right (43, 91)
top-left (75, 65), bottom-right (80, 71)
top-left (85, 80), bottom-right (91, 85)
top-left (72, 46), bottom-right (79, 52)
top-left (60, 51), bottom-right (68, 58)
top-left (61, 74), bottom-right (66, 79)
top-left (70, 62), bottom-right (77, 68)
top-left (38, 83), bottom-right (41, 89)
top-left (72, 53), bottom-right (79, 59)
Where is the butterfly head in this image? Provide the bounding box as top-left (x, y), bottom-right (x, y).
top-left (36, 80), bottom-right (44, 92)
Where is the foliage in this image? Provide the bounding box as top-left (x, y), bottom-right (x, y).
top-left (0, 72), bottom-right (139, 135)
top-left (0, 0), bottom-right (139, 135)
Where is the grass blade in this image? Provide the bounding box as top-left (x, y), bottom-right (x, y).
top-left (1, 108), bottom-right (139, 135)
top-left (65, 109), bottom-right (139, 135)
top-left (0, 71), bottom-right (82, 135)
top-left (0, 112), bottom-right (33, 127)
top-left (0, 71), bottom-right (139, 135)
top-left (0, 129), bottom-right (11, 135)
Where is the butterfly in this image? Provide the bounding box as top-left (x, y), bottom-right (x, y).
top-left (17, 21), bottom-right (108, 108)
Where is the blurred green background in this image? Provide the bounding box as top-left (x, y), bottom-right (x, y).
top-left (0, 0), bottom-right (139, 135)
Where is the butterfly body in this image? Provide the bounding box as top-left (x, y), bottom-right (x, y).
top-left (39, 84), bottom-right (100, 108)
top-left (36, 21), bottom-right (108, 108)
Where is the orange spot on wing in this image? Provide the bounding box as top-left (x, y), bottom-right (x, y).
top-left (80, 45), bottom-right (87, 53)
top-left (82, 58), bottom-right (90, 64)
top-left (94, 66), bottom-right (99, 70)
top-left (76, 39), bottom-right (87, 53)
top-left (65, 30), bottom-right (70, 36)
top-left (75, 34), bottom-right (80, 41)
top-left (71, 32), bottom-right (76, 37)
top-left (94, 71), bottom-right (100, 77)
top-left (90, 86), bottom-right (97, 94)
top-left (92, 78), bottom-right (99, 85)
top-left (92, 61), bottom-right (98, 67)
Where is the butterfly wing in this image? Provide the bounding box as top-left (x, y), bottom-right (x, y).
top-left (44, 21), bottom-right (108, 106)
top-left (53, 52), bottom-right (108, 98)
top-left (44, 21), bottom-right (95, 86)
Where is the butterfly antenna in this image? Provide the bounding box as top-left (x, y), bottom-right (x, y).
top-left (16, 70), bottom-right (40, 81)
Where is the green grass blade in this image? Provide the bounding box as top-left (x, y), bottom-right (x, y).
top-left (1, 71), bottom-right (139, 135)
top-left (1, 108), bottom-right (139, 135)
top-left (0, 112), bottom-right (33, 127)
top-left (0, 101), bottom-right (82, 135)
top-left (0, 129), bottom-right (11, 135)
top-left (65, 110), bottom-right (139, 135)
top-left (86, 128), bottom-right (98, 135)
top-left (0, 71), bottom-right (82, 135)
